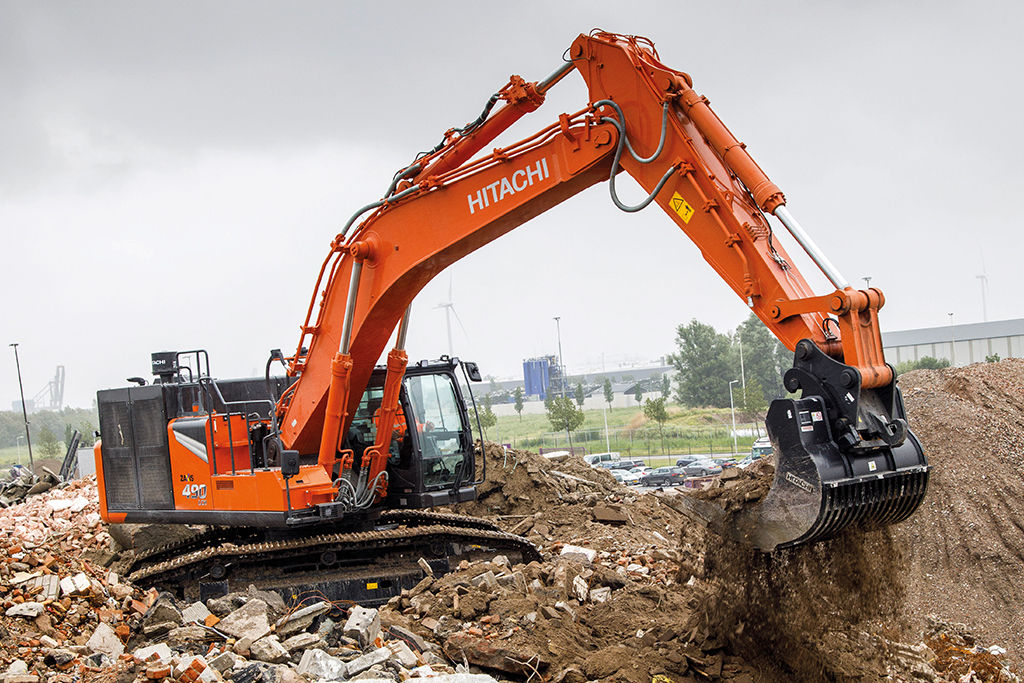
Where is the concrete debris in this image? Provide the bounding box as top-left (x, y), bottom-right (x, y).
top-left (6, 362), bottom-right (1024, 683)
top-left (249, 635), bottom-right (289, 663)
top-left (217, 598), bottom-right (271, 642)
top-left (343, 605), bottom-right (381, 648)
top-left (86, 622), bottom-right (125, 659)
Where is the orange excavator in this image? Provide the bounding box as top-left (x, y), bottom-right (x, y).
top-left (95, 31), bottom-right (928, 601)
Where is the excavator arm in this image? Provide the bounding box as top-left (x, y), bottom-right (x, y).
top-left (277, 31), bottom-right (928, 550)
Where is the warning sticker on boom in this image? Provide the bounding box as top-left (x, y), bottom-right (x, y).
top-left (670, 192), bottom-right (694, 223)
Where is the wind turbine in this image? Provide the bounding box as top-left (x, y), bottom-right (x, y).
top-left (434, 273), bottom-right (468, 356)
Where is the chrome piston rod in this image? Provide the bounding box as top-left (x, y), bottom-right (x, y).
top-left (774, 205), bottom-right (850, 290)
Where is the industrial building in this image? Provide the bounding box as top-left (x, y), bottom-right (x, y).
top-left (882, 318), bottom-right (1024, 367)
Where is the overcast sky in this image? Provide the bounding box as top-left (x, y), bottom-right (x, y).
top-left (2, 1), bottom-right (1022, 409)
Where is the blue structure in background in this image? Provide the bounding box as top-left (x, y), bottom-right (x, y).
top-left (523, 355), bottom-right (557, 399)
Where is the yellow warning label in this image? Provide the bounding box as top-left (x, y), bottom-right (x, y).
top-left (670, 192), bottom-right (694, 223)
top-left (366, 582), bottom-right (378, 590)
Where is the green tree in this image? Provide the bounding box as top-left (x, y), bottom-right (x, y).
top-left (574, 382), bottom-right (585, 407)
top-left (478, 395), bottom-right (497, 439)
top-left (37, 427), bottom-right (61, 458)
top-left (545, 395), bottom-right (584, 434)
top-left (633, 384), bottom-right (643, 404)
top-left (895, 356), bottom-right (951, 375)
top-left (669, 319), bottom-right (734, 407)
top-left (742, 377), bottom-right (769, 417)
top-left (603, 378), bottom-right (614, 407)
top-left (643, 397), bottom-right (669, 454)
top-left (661, 374), bottom-right (670, 399)
top-left (736, 313), bottom-right (787, 399)
top-left (512, 387), bottom-right (524, 421)
top-left (986, 353), bottom-right (1001, 363)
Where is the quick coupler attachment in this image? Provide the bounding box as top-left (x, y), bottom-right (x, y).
top-left (734, 395), bottom-right (929, 551)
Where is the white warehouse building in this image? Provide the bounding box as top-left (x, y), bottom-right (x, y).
top-left (881, 318), bottom-right (1024, 367)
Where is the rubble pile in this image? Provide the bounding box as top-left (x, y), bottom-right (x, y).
top-left (895, 359), bottom-right (1024, 661)
top-left (4, 360), bottom-right (1024, 681)
top-left (0, 464), bottom-right (63, 508)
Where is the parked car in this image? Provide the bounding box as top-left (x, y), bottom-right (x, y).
top-left (629, 466), bottom-right (653, 476)
top-left (609, 470), bottom-right (626, 483)
top-left (620, 470), bottom-right (643, 486)
top-left (607, 460), bottom-right (640, 471)
top-left (680, 459), bottom-right (722, 477)
top-left (750, 437), bottom-right (773, 459)
top-left (711, 457), bottom-right (739, 469)
top-left (640, 466), bottom-right (686, 487)
top-left (584, 452), bottom-right (621, 466)
top-left (675, 456), bottom-right (698, 467)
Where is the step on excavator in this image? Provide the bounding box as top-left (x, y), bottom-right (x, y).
top-left (95, 31), bottom-right (928, 602)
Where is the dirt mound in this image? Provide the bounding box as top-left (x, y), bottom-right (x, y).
top-left (894, 358), bottom-right (1024, 663)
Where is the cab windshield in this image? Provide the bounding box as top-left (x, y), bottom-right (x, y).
top-left (404, 372), bottom-right (469, 488)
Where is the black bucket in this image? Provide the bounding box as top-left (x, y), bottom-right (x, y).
top-left (733, 395), bottom-right (929, 551)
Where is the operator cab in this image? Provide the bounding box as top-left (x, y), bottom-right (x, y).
top-left (345, 356), bottom-right (481, 509)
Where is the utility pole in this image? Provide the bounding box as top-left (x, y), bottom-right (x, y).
top-left (10, 343), bottom-right (34, 471)
top-left (728, 380), bottom-right (739, 456)
top-left (737, 334), bottom-right (746, 409)
top-left (862, 276), bottom-right (872, 289)
top-left (553, 317), bottom-right (572, 453)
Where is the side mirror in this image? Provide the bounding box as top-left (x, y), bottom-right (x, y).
top-left (281, 450), bottom-right (301, 478)
top-left (463, 361), bottom-right (482, 382)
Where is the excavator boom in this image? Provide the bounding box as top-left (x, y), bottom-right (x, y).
top-left (277, 31), bottom-right (927, 549)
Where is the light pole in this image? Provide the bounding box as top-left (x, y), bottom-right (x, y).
top-left (947, 313), bottom-right (956, 366)
top-left (862, 276), bottom-right (872, 288)
top-left (553, 317), bottom-right (572, 452)
top-left (10, 343), bottom-right (34, 471)
top-left (553, 317), bottom-right (567, 398)
top-left (728, 379), bottom-right (739, 456)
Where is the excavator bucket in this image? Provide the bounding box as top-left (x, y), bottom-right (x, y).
top-left (733, 398), bottom-right (929, 550)
top-left (733, 340), bottom-right (930, 551)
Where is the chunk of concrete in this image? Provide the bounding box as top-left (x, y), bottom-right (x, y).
top-left (5, 602), bottom-right (45, 619)
top-left (181, 601), bottom-right (213, 624)
top-left (343, 605), bottom-right (381, 648)
top-left (144, 598), bottom-right (182, 626)
top-left (559, 544), bottom-right (596, 564)
top-left (85, 623), bottom-right (124, 659)
top-left (589, 586), bottom-right (612, 603)
top-left (208, 650), bottom-right (236, 673)
top-left (133, 643), bottom-right (172, 664)
top-left (386, 639), bottom-right (420, 668)
top-left (249, 636), bottom-right (289, 664)
top-left (275, 600), bottom-right (330, 637)
top-left (297, 648), bottom-right (347, 680)
top-left (281, 631), bottom-right (321, 652)
top-left (572, 575), bottom-right (589, 602)
top-left (217, 598), bottom-right (271, 641)
top-left (344, 647), bottom-right (392, 677)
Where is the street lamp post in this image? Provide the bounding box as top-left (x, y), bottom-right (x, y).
top-left (728, 379), bottom-right (739, 456)
top-left (553, 317), bottom-right (572, 452)
top-left (10, 343), bottom-right (34, 471)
